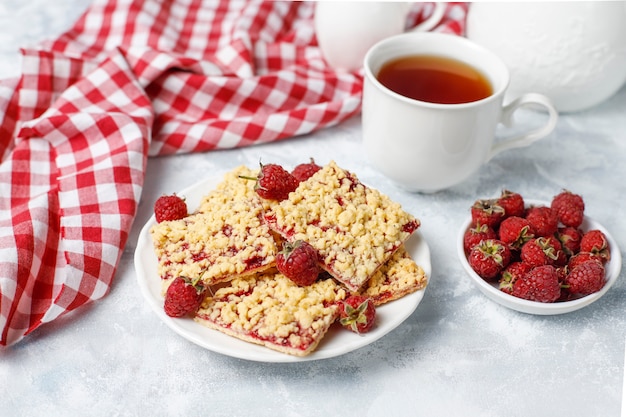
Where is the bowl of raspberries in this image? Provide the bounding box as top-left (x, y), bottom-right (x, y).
top-left (458, 189), bottom-right (621, 315)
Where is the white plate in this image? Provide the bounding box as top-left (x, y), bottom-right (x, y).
top-left (458, 199), bottom-right (622, 315)
top-left (134, 175), bottom-right (431, 362)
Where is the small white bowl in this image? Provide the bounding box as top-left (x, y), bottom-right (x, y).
top-left (457, 200), bottom-right (622, 315)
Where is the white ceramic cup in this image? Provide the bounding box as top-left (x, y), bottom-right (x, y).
top-left (315, 1), bottom-right (445, 71)
top-left (362, 32), bottom-right (559, 193)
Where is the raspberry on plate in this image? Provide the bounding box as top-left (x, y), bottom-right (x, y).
top-left (240, 162), bottom-right (299, 201)
top-left (154, 194), bottom-right (188, 223)
top-left (339, 295), bottom-right (376, 334)
top-left (292, 158), bottom-right (322, 182)
top-left (164, 276), bottom-right (207, 317)
top-left (468, 239), bottom-right (511, 281)
top-left (276, 240), bottom-right (320, 286)
top-left (512, 264), bottom-right (561, 303)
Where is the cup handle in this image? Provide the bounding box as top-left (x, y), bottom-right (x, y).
top-left (411, 2), bottom-right (446, 32)
top-left (487, 93), bottom-right (559, 161)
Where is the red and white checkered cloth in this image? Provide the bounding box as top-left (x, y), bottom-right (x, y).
top-left (0, 0), bottom-right (467, 346)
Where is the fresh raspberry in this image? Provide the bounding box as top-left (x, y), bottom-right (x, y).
top-left (520, 236), bottom-right (563, 268)
top-left (554, 266), bottom-right (568, 284)
top-left (463, 222), bottom-right (497, 254)
top-left (564, 259), bottom-right (606, 296)
top-left (553, 266), bottom-right (571, 300)
top-left (580, 229), bottom-right (610, 262)
top-left (557, 288), bottom-right (578, 302)
top-left (551, 237), bottom-right (569, 266)
top-left (470, 198), bottom-right (505, 229)
top-left (276, 240), bottom-right (320, 286)
top-left (468, 239), bottom-right (511, 281)
top-left (154, 194), bottom-right (188, 223)
top-left (499, 261), bottom-right (532, 295)
top-left (339, 295), bottom-right (376, 334)
top-left (164, 276), bottom-right (207, 318)
top-left (498, 216), bottom-right (535, 250)
top-left (511, 264), bottom-right (561, 303)
top-left (525, 206), bottom-right (558, 237)
top-left (241, 162), bottom-right (299, 201)
top-left (497, 189), bottom-right (525, 218)
top-left (292, 158), bottom-right (322, 182)
top-left (551, 190), bottom-right (585, 228)
top-left (556, 226), bottom-right (582, 257)
top-left (568, 252), bottom-right (603, 270)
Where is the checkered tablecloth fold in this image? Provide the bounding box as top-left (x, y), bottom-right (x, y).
top-left (0, 0), bottom-right (467, 346)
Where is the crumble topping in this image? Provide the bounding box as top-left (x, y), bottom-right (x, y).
top-left (196, 165), bottom-right (276, 213)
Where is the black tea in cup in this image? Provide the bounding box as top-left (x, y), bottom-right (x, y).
top-left (376, 54), bottom-right (492, 104)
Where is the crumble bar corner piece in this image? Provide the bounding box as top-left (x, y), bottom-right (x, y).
top-left (360, 245), bottom-right (428, 306)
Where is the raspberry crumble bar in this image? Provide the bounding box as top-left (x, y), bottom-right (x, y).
top-left (264, 161), bottom-right (420, 292)
top-left (150, 166), bottom-right (277, 286)
top-left (194, 271), bottom-right (347, 356)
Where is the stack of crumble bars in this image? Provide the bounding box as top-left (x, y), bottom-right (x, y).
top-left (150, 161), bottom-right (427, 356)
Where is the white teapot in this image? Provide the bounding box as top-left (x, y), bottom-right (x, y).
top-left (315, 2), bottom-right (445, 72)
top-left (466, 1), bottom-right (626, 112)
